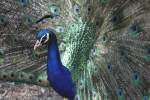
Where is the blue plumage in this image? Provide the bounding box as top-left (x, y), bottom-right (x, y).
top-left (36, 29), bottom-right (76, 100)
top-left (36, 29), bottom-right (49, 40)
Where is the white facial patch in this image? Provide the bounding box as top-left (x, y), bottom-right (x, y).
top-left (39, 33), bottom-right (49, 44)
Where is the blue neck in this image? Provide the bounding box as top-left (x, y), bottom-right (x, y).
top-left (47, 32), bottom-right (62, 73)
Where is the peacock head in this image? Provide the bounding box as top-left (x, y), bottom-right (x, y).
top-left (34, 29), bottom-right (50, 50)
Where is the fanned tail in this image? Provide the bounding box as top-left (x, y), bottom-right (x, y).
top-left (0, 0), bottom-right (150, 100)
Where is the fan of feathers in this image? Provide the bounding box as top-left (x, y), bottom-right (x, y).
top-left (0, 0), bottom-right (150, 100)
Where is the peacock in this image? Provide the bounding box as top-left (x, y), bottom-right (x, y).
top-left (34, 28), bottom-right (76, 100)
top-left (0, 0), bottom-right (150, 100)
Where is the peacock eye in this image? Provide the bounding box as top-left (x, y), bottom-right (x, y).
top-left (0, 15), bottom-right (8, 25)
top-left (74, 5), bottom-right (80, 14)
top-left (143, 96), bottom-right (148, 100)
top-left (48, 5), bottom-right (60, 16)
top-left (117, 88), bottom-right (123, 96)
top-left (111, 15), bottom-right (119, 24)
top-left (38, 79), bottom-right (42, 83)
top-left (18, 0), bottom-right (30, 7)
top-left (133, 71), bottom-right (139, 80)
top-left (55, 26), bottom-right (65, 33)
top-left (23, 15), bottom-right (35, 26)
top-left (11, 73), bottom-right (14, 77)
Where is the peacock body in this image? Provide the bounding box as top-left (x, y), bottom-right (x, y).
top-left (0, 0), bottom-right (150, 100)
top-left (34, 28), bottom-right (76, 100)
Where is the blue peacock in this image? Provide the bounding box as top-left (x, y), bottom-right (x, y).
top-left (34, 28), bottom-right (76, 100)
top-left (0, 0), bottom-right (150, 100)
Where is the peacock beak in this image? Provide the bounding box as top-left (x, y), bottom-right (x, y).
top-left (34, 40), bottom-right (42, 50)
